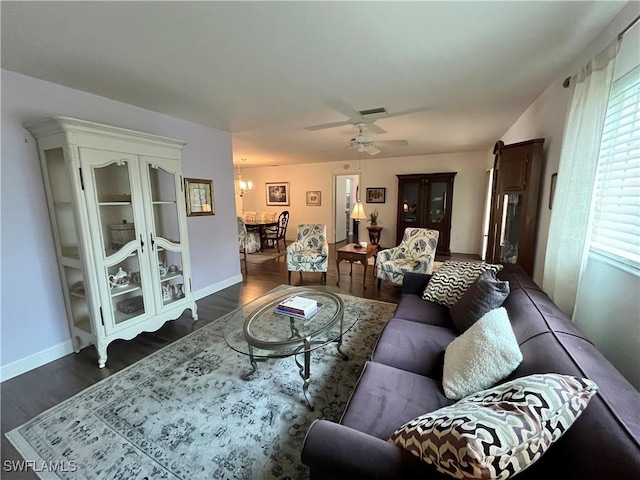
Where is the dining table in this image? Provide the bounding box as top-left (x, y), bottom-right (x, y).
top-left (245, 221), bottom-right (278, 252)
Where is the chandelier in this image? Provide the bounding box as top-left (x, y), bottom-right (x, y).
top-left (236, 158), bottom-right (253, 197)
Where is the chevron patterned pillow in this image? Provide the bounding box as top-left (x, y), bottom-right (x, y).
top-left (389, 374), bottom-right (598, 479)
top-left (422, 261), bottom-right (503, 307)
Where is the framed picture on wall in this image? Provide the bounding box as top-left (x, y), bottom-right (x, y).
top-left (366, 187), bottom-right (386, 204)
top-left (266, 182), bottom-right (290, 206)
top-left (184, 178), bottom-right (214, 216)
top-left (306, 191), bottom-right (321, 206)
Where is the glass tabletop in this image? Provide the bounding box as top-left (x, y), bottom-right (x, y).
top-left (223, 287), bottom-right (361, 358)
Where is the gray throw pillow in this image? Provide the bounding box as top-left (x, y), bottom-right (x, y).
top-left (449, 270), bottom-right (510, 333)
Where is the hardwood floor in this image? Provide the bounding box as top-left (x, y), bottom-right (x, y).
top-left (0, 242), bottom-right (477, 478)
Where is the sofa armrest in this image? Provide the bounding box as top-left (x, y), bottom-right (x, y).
top-left (402, 272), bottom-right (432, 295)
top-left (301, 420), bottom-right (423, 480)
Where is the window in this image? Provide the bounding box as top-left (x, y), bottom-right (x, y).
top-left (589, 64), bottom-right (640, 271)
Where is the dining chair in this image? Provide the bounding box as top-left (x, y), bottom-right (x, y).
top-left (264, 210), bottom-right (290, 253)
top-left (237, 216), bottom-right (249, 275)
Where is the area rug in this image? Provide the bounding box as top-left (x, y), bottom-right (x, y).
top-left (245, 250), bottom-right (286, 264)
top-left (6, 289), bottom-right (396, 480)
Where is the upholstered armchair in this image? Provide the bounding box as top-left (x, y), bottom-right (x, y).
top-left (286, 224), bottom-right (328, 284)
top-left (376, 228), bottom-right (439, 288)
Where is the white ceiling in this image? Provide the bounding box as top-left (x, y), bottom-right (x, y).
top-left (1, 1), bottom-right (627, 166)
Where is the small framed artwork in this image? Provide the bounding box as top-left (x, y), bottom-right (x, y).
top-left (549, 173), bottom-right (558, 209)
top-left (184, 178), bottom-right (214, 216)
top-left (266, 182), bottom-right (290, 206)
top-left (366, 187), bottom-right (386, 204)
top-left (306, 191), bottom-right (321, 206)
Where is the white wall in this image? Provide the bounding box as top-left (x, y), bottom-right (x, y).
top-left (241, 151), bottom-right (490, 254)
top-left (1, 70), bottom-right (239, 379)
top-left (499, 2), bottom-right (640, 390)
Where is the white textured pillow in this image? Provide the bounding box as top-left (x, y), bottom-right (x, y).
top-left (422, 261), bottom-right (503, 307)
top-left (443, 307), bottom-right (522, 399)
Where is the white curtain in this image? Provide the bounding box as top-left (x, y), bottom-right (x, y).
top-left (543, 39), bottom-right (620, 318)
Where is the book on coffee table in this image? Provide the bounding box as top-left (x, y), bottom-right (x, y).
top-left (275, 295), bottom-right (320, 319)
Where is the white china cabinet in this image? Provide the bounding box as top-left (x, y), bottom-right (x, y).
top-left (27, 117), bottom-right (198, 368)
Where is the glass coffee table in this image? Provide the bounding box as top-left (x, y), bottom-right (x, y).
top-left (224, 288), bottom-right (361, 410)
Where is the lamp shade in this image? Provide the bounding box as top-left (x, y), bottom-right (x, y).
top-left (351, 202), bottom-right (367, 220)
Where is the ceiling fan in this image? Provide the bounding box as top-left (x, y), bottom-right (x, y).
top-left (346, 123), bottom-right (409, 156)
top-left (304, 98), bottom-right (433, 133)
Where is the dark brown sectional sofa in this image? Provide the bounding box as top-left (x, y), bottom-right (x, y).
top-left (301, 264), bottom-right (640, 479)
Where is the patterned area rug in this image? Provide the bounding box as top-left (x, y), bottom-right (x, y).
top-left (245, 251), bottom-right (286, 264)
top-left (6, 289), bottom-right (396, 480)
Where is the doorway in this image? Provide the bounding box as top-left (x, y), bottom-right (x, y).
top-left (334, 174), bottom-right (358, 244)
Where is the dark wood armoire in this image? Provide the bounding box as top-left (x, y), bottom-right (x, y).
top-left (396, 172), bottom-right (456, 255)
top-left (486, 139), bottom-right (545, 275)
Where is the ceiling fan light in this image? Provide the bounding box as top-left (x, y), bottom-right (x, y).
top-left (365, 145), bottom-right (381, 155)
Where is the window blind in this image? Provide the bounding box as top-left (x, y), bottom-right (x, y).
top-left (590, 65), bottom-right (640, 269)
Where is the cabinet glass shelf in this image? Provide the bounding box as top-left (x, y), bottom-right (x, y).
top-left (109, 283), bottom-right (142, 298)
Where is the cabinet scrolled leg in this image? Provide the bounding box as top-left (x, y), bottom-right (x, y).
top-left (191, 303), bottom-right (199, 321)
top-left (72, 336), bottom-right (82, 354)
top-left (96, 343), bottom-right (107, 369)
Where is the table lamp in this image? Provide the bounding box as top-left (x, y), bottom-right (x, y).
top-left (351, 202), bottom-right (367, 247)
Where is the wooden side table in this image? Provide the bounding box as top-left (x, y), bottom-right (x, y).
top-left (367, 226), bottom-right (383, 249)
top-left (336, 243), bottom-right (378, 289)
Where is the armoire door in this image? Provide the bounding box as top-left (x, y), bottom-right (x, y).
top-left (140, 156), bottom-right (192, 313)
top-left (79, 148), bottom-right (155, 334)
top-left (396, 176), bottom-right (424, 241)
top-left (423, 174), bottom-right (455, 255)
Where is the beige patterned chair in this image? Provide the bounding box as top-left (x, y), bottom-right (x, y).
top-left (242, 211), bottom-right (261, 253)
top-left (237, 216), bottom-right (248, 274)
top-left (376, 228), bottom-right (439, 288)
top-left (286, 224), bottom-right (328, 284)
top-left (257, 211), bottom-right (277, 223)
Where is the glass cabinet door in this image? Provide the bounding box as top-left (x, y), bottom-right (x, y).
top-left (141, 157), bottom-right (189, 311)
top-left (498, 193), bottom-right (523, 265)
top-left (429, 181), bottom-right (448, 223)
top-left (79, 148), bottom-right (152, 332)
top-left (401, 181), bottom-right (420, 223)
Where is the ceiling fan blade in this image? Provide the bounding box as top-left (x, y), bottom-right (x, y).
top-left (376, 140), bottom-right (409, 147)
top-left (326, 98), bottom-right (363, 121)
top-left (365, 123), bottom-right (387, 134)
top-left (364, 145), bottom-right (381, 156)
top-left (387, 106), bottom-right (433, 118)
top-left (304, 120), bottom-right (352, 131)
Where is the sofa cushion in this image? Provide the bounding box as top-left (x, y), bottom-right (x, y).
top-left (449, 270), bottom-right (510, 333)
top-left (372, 319), bottom-right (457, 377)
top-left (389, 373), bottom-right (598, 479)
top-left (443, 307), bottom-right (522, 399)
top-left (340, 361), bottom-right (454, 440)
top-left (422, 260), bottom-right (503, 307)
top-left (393, 294), bottom-right (451, 328)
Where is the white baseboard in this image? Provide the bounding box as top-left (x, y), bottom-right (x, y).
top-left (0, 276), bottom-right (243, 382)
top-left (0, 340), bottom-right (74, 383)
top-left (0, 275), bottom-right (242, 382)
top-left (193, 274), bottom-right (243, 300)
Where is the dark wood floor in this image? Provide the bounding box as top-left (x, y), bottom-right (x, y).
top-left (0, 242), bottom-right (477, 478)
